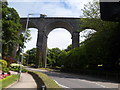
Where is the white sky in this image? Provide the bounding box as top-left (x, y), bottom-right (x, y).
top-left (7, 0), bottom-right (95, 52)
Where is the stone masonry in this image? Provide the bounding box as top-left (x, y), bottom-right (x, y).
top-left (20, 16), bottom-right (81, 68)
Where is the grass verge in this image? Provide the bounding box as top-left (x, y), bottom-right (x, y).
top-left (38, 68), bottom-right (54, 71)
top-left (0, 74), bottom-right (18, 89)
top-left (31, 71), bottom-right (62, 89)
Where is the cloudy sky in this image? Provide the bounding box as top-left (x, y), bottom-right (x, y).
top-left (7, 0), bottom-right (95, 52)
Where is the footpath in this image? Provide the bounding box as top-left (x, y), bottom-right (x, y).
top-left (6, 72), bottom-right (37, 89)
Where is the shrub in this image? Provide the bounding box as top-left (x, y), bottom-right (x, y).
top-left (10, 63), bottom-right (23, 67)
top-left (0, 60), bottom-right (10, 73)
top-left (2, 67), bottom-right (10, 73)
top-left (0, 60), bottom-right (7, 68)
top-left (10, 63), bottom-right (28, 73)
top-left (21, 68), bottom-right (28, 73)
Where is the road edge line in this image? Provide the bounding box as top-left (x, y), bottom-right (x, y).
top-left (54, 80), bottom-right (70, 88)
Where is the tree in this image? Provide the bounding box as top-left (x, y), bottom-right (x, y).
top-left (80, 0), bottom-right (119, 32)
top-left (62, 0), bottom-right (120, 72)
top-left (80, 0), bottom-right (120, 70)
top-left (2, 1), bottom-right (21, 58)
top-left (24, 48), bottom-right (36, 65)
top-left (57, 50), bottom-right (67, 66)
top-left (47, 48), bottom-right (61, 67)
top-left (1, 1), bottom-right (31, 60)
top-left (81, 0), bottom-right (100, 19)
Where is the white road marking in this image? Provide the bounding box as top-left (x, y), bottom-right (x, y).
top-left (95, 83), bottom-right (108, 88)
top-left (27, 68), bottom-right (112, 89)
top-left (54, 80), bottom-right (70, 88)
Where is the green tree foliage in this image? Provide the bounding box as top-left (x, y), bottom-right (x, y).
top-left (2, 1), bottom-right (22, 57)
top-left (24, 48), bottom-right (36, 65)
top-left (1, 1), bottom-right (31, 59)
top-left (84, 24), bottom-right (120, 70)
top-left (47, 48), bottom-right (62, 67)
top-left (62, 0), bottom-right (120, 72)
top-left (80, 0), bottom-right (119, 32)
top-left (57, 50), bottom-right (67, 66)
top-left (80, 0), bottom-right (120, 70)
top-left (81, 0), bottom-right (100, 19)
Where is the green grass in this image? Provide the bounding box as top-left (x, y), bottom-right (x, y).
top-left (39, 68), bottom-right (54, 71)
top-left (32, 71), bottom-right (62, 89)
top-left (0, 74), bottom-right (19, 89)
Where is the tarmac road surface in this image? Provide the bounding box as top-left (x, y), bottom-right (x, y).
top-left (26, 67), bottom-right (119, 90)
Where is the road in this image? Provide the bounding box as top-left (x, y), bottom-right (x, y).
top-left (26, 67), bottom-right (119, 89)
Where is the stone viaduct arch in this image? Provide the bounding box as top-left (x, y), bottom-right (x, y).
top-left (20, 17), bottom-right (81, 67)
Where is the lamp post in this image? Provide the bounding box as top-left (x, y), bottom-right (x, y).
top-left (18, 14), bottom-right (30, 81)
top-left (18, 13), bottom-right (41, 81)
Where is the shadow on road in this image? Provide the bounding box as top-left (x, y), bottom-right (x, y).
top-left (40, 70), bottom-right (119, 84)
top-left (26, 67), bottom-right (119, 88)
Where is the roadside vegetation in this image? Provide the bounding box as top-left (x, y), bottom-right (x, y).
top-left (0, 59), bottom-right (27, 73)
top-left (0, 74), bottom-right (18, 89)
top-left (38, 68), bottom-right (54, 71)
top-left (30, 71), bottom-right (62, 89)
top-left (1, 1), bottom-right (30, 65)
top-left (0, 1), bottom-right (28, 88)
top-left (61, 0), bottom-right (120, 73)
top-left (0, 59), bottom-right (27, 88)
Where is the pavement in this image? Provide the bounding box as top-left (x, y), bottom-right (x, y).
top-left (7, 72), bottom-right (37, 89)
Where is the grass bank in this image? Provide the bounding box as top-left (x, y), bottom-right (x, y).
top-left (0, 74), bottom-right (18, 89)
top-left (38, 68), bottom-right (54, 71)
top-left (30, 71), bottom-right (62, 89)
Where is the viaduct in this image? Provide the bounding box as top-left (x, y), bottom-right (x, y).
top-left (20, 15), bottom-right (81, 67)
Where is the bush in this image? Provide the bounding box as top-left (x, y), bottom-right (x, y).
top-left (10, 63), bottom-right (23, 67)
top-left (0, 60), bottom-right (9, 73)
top-left (21, 68), bottom-right (28, 73)
top-left (0, 60), bottom-right (7, 68)
top-left (10, 67), bottom-right (28, 73)
top-left (10, 63), bottom-right (28, 73)
top-left (2, 67), bottom-right (10, 73)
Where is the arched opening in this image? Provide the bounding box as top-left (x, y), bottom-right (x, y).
top-left (47, 28), bottom-right (72, 67)
top-left (79, 29), bottom-right (96, 43)
top-left (45, 21), bottom-right (73, 36)
top-left (24, 28), bottom-right (38, 52)
top-left (47, 28), bottom-right (72, 50)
